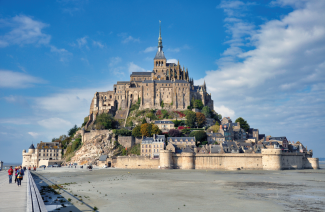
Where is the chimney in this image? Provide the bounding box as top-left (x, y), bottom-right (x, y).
top-left (219, 125), bottom-right (222, 130)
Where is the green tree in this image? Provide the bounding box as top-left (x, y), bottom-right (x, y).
top-left (160, 100), bottom-right (164, 108)
top-left (151, 124), bottom-right (162, 135)
top-left (207, 125), bottom-right (219, 133)
top-left (132, 125), bottom-right (142, 137)
top-left (95, 113), bottom-right (115, 130)
top-left (172, 119), bottom-right (184, 127)
top-left (194, 99), bottom-right (204, 110)
top-left (185, 111), bottom-right (196, 128)
top-left (113, 128), bottom-right (132, 136)
top-left (140, 123), bottom-right (150, 137)
top-left (201, 106), bottom-right (211, 118)
top-left (181, 128), bottom-right (191, 135)
top-left (189, 130), bottom-right (207, 146)
top-left (141, 118), bottom-right (147, 124)
top-left (235, 117), bottom-right (250, 132)
top-left (68, 125), bottom-right (78, 137)
top-left (196, 112), bottom-right (206, 128)
top-left (81, 116), bottom-right (89, 127)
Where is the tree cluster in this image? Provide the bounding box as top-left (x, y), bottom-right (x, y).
top-left (132, 123), bottom-right (162, 137)
top-left (185, 111), bottom-right (206, 128)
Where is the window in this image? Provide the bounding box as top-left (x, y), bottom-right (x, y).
top-left (146, 145), bottom-right (147, 148)
top-left (142, 150), bottom-right (144, 152)
top-left (146, 149), bottom-right (147, 152)
top-left (149, 149), bottom-right (151, 152)
top-left (157, 149), bottom-right (159, 152)
top-left (147, 93), bottom-right (148, 96)
top-left (149, 145), bottom-right (151, 148)
top-left (154, 149), bottom-right (155, 152)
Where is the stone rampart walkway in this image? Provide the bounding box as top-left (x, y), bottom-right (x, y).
top-left (0, 171), bottom-right (27, 211)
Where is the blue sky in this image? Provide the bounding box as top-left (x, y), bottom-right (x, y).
top-left (0, 0), bottom-right (324, 163)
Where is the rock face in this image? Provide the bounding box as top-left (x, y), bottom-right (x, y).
top-left (69, 130), bottom-right (117, 165)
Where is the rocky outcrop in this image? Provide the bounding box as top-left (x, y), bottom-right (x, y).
top-left (69, 130), bottom-right (117, 165)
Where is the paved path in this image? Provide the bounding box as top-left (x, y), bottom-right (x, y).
top-left (0, 171), bottom-right (27, 211)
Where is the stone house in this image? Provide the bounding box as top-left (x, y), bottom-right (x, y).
top-left (22, 142), bottom-right (63, 168)
top-left (206, 132), bottom-right (225, 144)
top-left (167, 137), bottom-right (196, 148)
top-left (154, 120), bottom-right (175, 132)
top-left (141, 135), bottom-right (165, 158)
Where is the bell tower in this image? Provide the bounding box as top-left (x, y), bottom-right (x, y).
top-left (153, 21), bottom-right (167, 80)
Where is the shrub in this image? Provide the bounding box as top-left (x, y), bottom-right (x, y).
top-left (185, 111), bottom-right (196, 128)
top-left (168, 129), bottom-right (181, 137)
top-left (189, 130), bottom-right (207, 145)
top-left (196, 112), bottom-right (206, 128)
top-left (68, 125), bottom-right (78, 137)
top-left (95, 113), bottom-right (115, 130)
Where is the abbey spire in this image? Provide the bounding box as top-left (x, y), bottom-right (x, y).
top-left (154, 20), bottom-right (166, 59)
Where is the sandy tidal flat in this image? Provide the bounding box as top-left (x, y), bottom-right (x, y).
top-left (33, 163), bottom-right (325, 212)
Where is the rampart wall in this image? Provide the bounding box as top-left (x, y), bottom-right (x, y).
top-left (114, 149), bottom-right (319, 170)
top-left (115, 156), bottom-right (159, 169)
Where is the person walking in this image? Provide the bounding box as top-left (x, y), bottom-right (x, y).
top-left (8, 166), bottom-right (13, 184)
top-left (14, 167), bottom-right (18, 183)
top-left (16, 166), bottom-right (24, 187)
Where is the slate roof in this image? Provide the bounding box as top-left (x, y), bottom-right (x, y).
top-left (154, 50), bottom-right (166, 59)
top-left (142, 137), bottom-right (154, 144)
top-left (142, 80), bottom-right (189, 84)
top-left (168, 137), bottom-right (196, 142)
top-left (155, 120), bottom-right (174, 124)
top-left (29, 144), bottom-right (35, 149)
top-left (130, 72), bottom-right (152, 76)
top-left (207, 133), bottom-right (224, 138)
top-left (210, 145), bottom-right (222, 153)
top-left (182, 146), bottom-right (194, 153)
top-left (99, 155), bottom-right (108, 161)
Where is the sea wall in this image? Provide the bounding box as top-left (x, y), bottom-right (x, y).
top-left (112, 150), bottom-right (319, 170)
top-left (195, 154), bottom-right (262, 170)
top-left (115, 156), bottom-right (159, 169)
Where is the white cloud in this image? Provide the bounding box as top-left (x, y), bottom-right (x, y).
top-left (167, 48), bottom-right (180, 53)
top-left (38, 118), bottom-right (72, 129)
top-left (128, 62), bottom-right (149, 74)
top-left (214, 105), bottom-right (235, 118)
top-left (92, 40), bottom-right (104, 48)
top-left (0, 15), bottom-right (51, 47)
top-left (77, 36), bottom-right (87, 48)
top-left (118, 33), bottom-right (140, 44)
top-left (50, 45), bottom-right (68, 53)
top-left (203, 0), bottom-right (325, 154)
top-left (143, 46), bottom-right (156, 53)
top-left (167, 59), bottom-right (178, 64)
top-left (0, 70), bottom-right (46, 88)
top-left (109, 57), bottom-right (122, 67)
top-left (122, 36), bottom-right (140, 43)
top-left (28, 132), bottom-right (39, 138)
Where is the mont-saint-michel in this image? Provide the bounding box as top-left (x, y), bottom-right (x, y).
top-left (1, 1), bottom-right (325, 211)
top-left (22, 25), bottom-right (319, 172)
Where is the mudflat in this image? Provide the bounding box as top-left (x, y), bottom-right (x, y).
top-left (33, 163), bottom-right (325, 212)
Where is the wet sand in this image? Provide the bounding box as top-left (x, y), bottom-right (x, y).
top-left (33, 163), bottom-right (325, 212)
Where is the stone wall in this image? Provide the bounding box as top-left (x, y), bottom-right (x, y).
top-left (115, 156), bottom-right (159, 169)
top-left (112, 150), bottom-right (319, 170)
top-left (118, 136), bottom-right (135, 148)
top-left (83, 130), bottom-right (111, 143)
top-left (195, 154), bottom-right (262, 170)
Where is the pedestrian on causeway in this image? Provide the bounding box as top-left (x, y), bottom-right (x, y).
top-left (8, 166), bottom-right (13, 184)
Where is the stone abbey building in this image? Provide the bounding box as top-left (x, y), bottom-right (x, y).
top-left (89, 24), bottom-right (213, 121)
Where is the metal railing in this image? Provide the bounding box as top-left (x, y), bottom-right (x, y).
top-left (26, 170), bottom-right (47, 212)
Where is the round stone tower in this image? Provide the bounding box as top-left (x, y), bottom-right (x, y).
top-left (262, 149), bottom-right (282, 170)
top-left (160, 150), bottom-right (172, 169)
top-left (28, 143), bottom-right (35, 154)
top-left (181, 152), bottom-right (195, 169)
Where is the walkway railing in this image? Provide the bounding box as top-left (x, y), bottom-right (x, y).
top-left (26, 170), bottom-right (47, 212)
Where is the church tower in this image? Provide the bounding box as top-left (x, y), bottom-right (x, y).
top-left (153, 21), bottom-right (167, 80)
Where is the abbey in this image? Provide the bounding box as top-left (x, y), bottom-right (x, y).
top-left (89, 24), bottom-right (213, 121)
